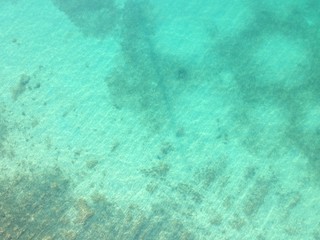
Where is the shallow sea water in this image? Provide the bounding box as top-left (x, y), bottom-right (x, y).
top-left (1, 0), bottom-right (320, 239)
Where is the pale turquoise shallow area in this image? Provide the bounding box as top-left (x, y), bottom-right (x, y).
top-left (0, 0), bottom-right (320, 239)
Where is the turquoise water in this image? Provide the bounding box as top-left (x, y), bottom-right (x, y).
top-left (0, 0), bottom-right (320, 239)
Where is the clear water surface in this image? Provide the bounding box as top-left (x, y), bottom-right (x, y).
top-left (0, 0), bottom-right (320, 239)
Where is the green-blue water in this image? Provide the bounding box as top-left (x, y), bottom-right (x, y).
top-left (1, 0), bottom-right (320, 239)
